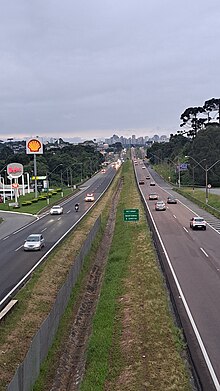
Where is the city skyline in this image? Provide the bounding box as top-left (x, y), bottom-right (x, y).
top-left (0, 1), bottom-right (219, 140)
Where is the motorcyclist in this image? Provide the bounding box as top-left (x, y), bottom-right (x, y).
top-left (75, 203), bottom-right (79, 211)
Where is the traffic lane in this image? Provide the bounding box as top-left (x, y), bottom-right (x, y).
top-left (0, 170), bottom-right (117, 300)
top-left (0, 212), bottom-right (36, 239)
top-left (0, 173), bottom-right (112, 258)
top-left (152, 207), bottom-right (220, 380)
top-left (147, 193), bottom-right (220, 271)
top-left (163, 197), bottom-right (220, 269)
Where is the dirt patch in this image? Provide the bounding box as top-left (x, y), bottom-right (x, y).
top-left (49, 179), bottom-right (123, 391)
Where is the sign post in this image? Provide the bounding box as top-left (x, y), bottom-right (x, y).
top-left (123, 209), bottom-right (139, 222)
top-left (26, 137), bottom-right (43, 199)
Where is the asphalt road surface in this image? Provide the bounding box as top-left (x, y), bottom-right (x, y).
top-left (134, 160), bottom-right (220, 390)
top-left (0, 167), bottom-right (116, 307)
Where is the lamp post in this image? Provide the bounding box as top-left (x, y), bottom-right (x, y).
top-left (46, 164), bottom-right (63, 202)
top-left (167, 157), bottom-right (181, 188)
top-left (185, 156), bottom-right (220, 204)
top-left (69, 163), bottom-right (83, 188)
top-left (190, 159), bottom-right (206, 194)
top-left (0, 176), bottom-right (5, 203)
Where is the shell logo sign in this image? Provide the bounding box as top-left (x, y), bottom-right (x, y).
top-left (26, 137), bottom-right (43, 154)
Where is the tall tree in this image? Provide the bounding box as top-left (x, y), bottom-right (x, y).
top-left (179, 106), bottom-right (206, 138)
top-left (203, 98), bottom-right (220, 123)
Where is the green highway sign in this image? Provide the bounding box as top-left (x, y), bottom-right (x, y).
top-left (123, 208), bottom-right (139, 222)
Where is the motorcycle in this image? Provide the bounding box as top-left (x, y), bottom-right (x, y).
top-left (75, 204), bottom-right (79, 212)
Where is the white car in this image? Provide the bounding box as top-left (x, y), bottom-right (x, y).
top-left (24, 234), bottom-right (45, 251)
top-left (85, 193), bottom-right (95, 202)
top-left (155, 201), bottom-right (166, 211)
top-left (50, 205), bottom-right (63, 215)
top-left (190, 217), bottom-right (206, 230)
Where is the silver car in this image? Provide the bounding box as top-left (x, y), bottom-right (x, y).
top-left (155, 201), bottom-right (166, 211)
top-left (24, 234), bottom-right (45, 251)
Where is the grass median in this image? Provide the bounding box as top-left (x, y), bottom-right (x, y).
top-left (80, 161), bottom-right (192, 391)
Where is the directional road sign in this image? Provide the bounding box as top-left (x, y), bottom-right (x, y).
top-left (123, 209), bottom-right (139, 222)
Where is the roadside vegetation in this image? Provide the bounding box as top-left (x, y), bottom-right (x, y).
top-left (154, 163), bottom-right (220, 218)
top-left (80, 161), bottom-right (192, 391)
top-left (0, 187), bottom-right (73, 214)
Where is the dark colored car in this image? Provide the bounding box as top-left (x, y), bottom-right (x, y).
top-left (167, 196), bottom-right (177, 204)
top-left (139, 179), bottom-right (145, 185)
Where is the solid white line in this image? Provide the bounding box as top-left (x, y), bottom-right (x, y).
top-left (183, 227), bottom-right (188, 233)
top-left (3, 236), bottom-right (9, 240)
top-left (41, 228), bottom-right (47, 232)
top-left (15, 245), bottom-right (23, 252)
top-left (137, 184), bottom-right (220, 390)
top-left (200, 247), bottom-right (209, 258)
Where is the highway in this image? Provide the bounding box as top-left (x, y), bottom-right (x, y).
top-left (134, 160), bottom-right (220, 390)
top-left (0, 166), bottom-right (116, 307)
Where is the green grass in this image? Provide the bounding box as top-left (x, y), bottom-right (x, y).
top-left (33, 224), bottom-right (107, 391)
top-left (0, 188), bottom-right (73, 214)
top-left (175, 187), bottom-right (220, 218)
top-left (80, 161), bottom-right (192, 391)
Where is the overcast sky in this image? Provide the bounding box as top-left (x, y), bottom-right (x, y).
top-left (0, 0), bottom-right (220, 141)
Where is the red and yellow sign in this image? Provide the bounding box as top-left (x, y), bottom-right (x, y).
top-left (26, 137), bottom-right (43, 154)
top-left (12, 183), bottom-right (19, 189)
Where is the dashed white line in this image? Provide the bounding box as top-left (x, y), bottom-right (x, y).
top-left (41, 228), bottom-right (47, 232)
top-left (57, 217), bottom-right (62, 221)
top-left (3, 236), bottom-right (9, 240)
top-left (173, 214), bottom-right (177, 219)
top-left (200, 247), bottom-right (209, 258)
top-left (183, 227), bottom-right (188, 233)
top-left (67, 210), bottom-right (71, 214)
top-left (15, 245), bottom-right (23, 252)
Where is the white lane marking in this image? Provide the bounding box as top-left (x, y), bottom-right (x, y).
top-left (41, 228), bottom-right (47, 232)
top-left (137, 182), bottom-right (220, 390)
top-left (183, 227), bottom-right (188, 233)
top-left (57, 217), bottom-right (62, 221)
top-left (173, 214), bottom-right (177, 219)
top-left (15, 245), bottom-right (23, 252)
top-left (3, 236), bottom-right (9, 240)
top-left (200, 247), bottom-right (209, 258)
top-left (67, 210), bottom-right (71, 214)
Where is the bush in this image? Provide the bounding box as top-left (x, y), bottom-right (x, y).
top-left (56, 188), bottom-right (62, 193)
top-left (31, 198), bottom-right (39, 203)
top-left (21, 201), bottom-right (32, 206)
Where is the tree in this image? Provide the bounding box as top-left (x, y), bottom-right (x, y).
top-left (179, 106), bottom-right (206, 138)
top-left (203, 98), bottom-right (220, 123)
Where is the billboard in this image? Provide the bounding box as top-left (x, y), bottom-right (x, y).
top-left (7, 163), bottom-right (23, 178)
top-left (26, 138), bottom-right (43, 154)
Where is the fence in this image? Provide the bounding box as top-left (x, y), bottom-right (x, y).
top-left (7, 216), bottom-right (101, 391)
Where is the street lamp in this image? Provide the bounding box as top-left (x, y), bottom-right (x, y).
top-left (185, 156), bottom-right (220, 204)
top-left (185, 158), bottom-right (206, 194)
top-left (147, 152), bottom-right (163, 164)
top-left (68, 163), bottom-right (83, 187)
top-left (167, 157), bottom-right (181, 188)
top-left (46, 164), bottom-right (63, 201)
